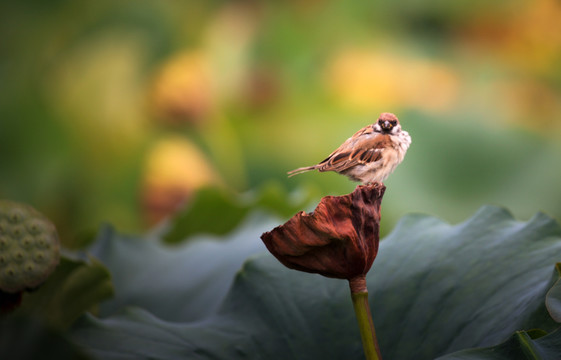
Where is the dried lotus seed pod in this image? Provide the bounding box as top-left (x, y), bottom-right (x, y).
top-left (0, 201), bottom-right (60, 293)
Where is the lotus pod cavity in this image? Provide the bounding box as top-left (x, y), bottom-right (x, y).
top-left (0, 201), bottom-right (60, 293)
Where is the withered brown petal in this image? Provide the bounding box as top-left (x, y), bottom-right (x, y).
top-left (261, 183), bottom-right (385, 280)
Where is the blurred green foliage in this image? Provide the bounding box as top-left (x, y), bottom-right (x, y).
top-left (162, 182), bottom-right (320, 243)
top-left (1, 0), bottom-right (560, 246)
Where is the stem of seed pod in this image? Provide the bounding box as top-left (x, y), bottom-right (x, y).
top-left (349, 276), bottom-right (382, 360)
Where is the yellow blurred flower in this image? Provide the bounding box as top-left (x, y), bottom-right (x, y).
top-left (504, 0), bottom-right (561, 74)
top-left (455, 0), bottom-right (561, 130)
top-left (141, 137), bottom-right (221, 225)
top-left (150, 3), bottom-right (258, 125)
top-left (323, 48), bottom-right (460, 113)
top-left (459, 0), bottom-right (561, 75)
top-left (150, 51), bottom-right (215, 125)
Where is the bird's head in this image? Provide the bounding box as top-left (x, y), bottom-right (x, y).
top-left (375, 112), bottom-right (400, 134)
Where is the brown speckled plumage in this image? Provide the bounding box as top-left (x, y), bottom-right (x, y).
top-left (288, 112), bottom-right (411, 184)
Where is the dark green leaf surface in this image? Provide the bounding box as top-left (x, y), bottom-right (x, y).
top-left (0, 316), bottom-right (91, 360)
top-left (71, 206), bottom-right (561, 359)
top-left (437, 328), bottom-right (561, 360)
top-left (369, 207), bottom-right (561, 359)
top-left (91, 213), bottom-right (279, 321)
top-left (545, 263), bottom-right (561, 323)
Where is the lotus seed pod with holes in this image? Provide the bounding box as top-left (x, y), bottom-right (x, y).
top-left (0, 201), bottom-right (60, 293)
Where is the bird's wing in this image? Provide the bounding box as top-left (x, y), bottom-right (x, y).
top-left (317, 131), bottom-right (390, 173)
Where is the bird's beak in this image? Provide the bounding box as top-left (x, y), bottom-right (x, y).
top-left (381, 121), bottom-right (392, 131)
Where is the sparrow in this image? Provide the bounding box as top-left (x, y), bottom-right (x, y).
top-left (287, 112), bottom-right (411, 184)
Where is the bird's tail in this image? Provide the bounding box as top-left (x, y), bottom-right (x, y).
top-left (287, 165), bottom-right (316, 177)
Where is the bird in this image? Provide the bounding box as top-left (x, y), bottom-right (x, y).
top-left (287, 112), bottom-right (411, 184)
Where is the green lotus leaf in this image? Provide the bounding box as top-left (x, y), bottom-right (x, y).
top-left (70, 206), bottom-right (561, 359)
top-left (437, 328), bottom-right (561, 360)
top-left (91, 213), bottom-right (278, 321)
top-left (545, 263), bottom-right (561, 323)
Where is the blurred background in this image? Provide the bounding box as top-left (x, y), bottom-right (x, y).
top-left (1, 0), bottom-right (560, 247)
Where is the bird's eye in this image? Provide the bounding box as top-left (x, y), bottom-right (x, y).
top-left (390, 120), bottom-right (397, 126)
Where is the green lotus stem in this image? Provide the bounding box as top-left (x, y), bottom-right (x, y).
top-left (350, 276), bottom-right (382, 360)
